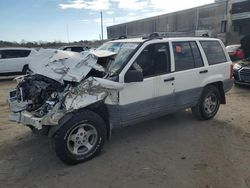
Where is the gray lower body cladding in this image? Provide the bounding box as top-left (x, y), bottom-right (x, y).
top-left (108, 79), bottom-right (232, 129)
top-left (108, 87), bottom-right (203, 128)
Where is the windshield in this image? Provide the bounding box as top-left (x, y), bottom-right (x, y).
top-left (97, 42), bottom-right (140, 76)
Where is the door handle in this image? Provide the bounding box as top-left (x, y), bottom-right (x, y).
top-left (164, 77), bottom-right (175, 82)
top-left (199, 70), bottom-right (208, 74)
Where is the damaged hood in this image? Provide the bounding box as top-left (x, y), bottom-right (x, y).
top-left (29, 49), bottom-right (116, 83)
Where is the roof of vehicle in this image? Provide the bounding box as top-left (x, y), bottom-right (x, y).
top-left (226, 44), bottom-right (241, 48)
top-left (0, 47), bottom-right (35, 51)
top-left (109, 37), bottom-right (221, 43)
top-left (59, 46), bottom-right (87, 49)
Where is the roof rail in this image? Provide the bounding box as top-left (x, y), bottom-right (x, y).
top-left (118, 35), bottom-right (127, 39)
top-left (142, 32), bottom-right (163, 40)
top-left (110, 35), bottom-right (127, 41)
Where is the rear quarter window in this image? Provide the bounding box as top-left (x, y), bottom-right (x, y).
top-left (200, 41), bottom-right (227, 65)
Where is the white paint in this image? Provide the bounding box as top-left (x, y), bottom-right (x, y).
top-left (118, 37), bottom-right (232, 107)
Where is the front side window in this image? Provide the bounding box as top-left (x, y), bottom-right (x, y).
top-left (200, 41), bottom-right (227, 65)
top-left (131, 43), bottom-right (170, 78)
top-left (97, 42), bottom-right (140, 76)
top-left (1, 50), bottom-right (31, 59)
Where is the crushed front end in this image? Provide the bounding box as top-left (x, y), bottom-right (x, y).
top-left (8, 74), bottom-right (68, 130)
top-left (7, 48), bottom-right (123, 132)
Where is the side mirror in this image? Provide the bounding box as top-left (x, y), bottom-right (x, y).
top-left (125, 69), bottom-right (143, 83)
top-left (0, 54), bottom-right (2, 59)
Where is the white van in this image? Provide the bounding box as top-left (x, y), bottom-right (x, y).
top-left (0, 48), bottom-right (37, 75)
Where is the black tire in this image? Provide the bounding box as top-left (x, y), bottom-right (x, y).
top-left (192, 85), bottom-right (221, 120)
top-left (55, 110), bottom-right (106, 165)
top-left (22, 65), bottom-right (29, 74)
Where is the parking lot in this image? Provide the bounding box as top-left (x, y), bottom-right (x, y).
top-left (0, 77), bottom-right (250, 188)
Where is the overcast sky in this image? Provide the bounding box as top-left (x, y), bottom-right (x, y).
top-left (0, 0), bottom-right (214, 42)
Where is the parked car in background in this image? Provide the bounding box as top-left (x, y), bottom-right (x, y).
top-left (226, 44), bottom-right (244, 62)
top-left (233, 58), bottom-right (250, 85)
top-left (0, 48), bottom-right (37, 76)
top-left (59, 46), bottom-right (89, 53)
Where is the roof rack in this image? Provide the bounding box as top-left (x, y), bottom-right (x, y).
top-left (142, 32), bottom-right (163, 40)
top-left (118, 35), bottom-right (127, 39)
top-left (110, 35), bottom-right (127, 41)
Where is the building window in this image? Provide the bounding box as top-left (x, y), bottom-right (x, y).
top-left (221, 21), bottom-right (227, 33)
top-left (232, 1), bottom-right (250, 14)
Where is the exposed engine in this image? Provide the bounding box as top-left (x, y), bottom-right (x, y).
top-left (16, 75), bottom-right (65, 117)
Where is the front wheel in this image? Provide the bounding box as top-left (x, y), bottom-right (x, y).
top-left (55, 110), bottom-right (106, 165)
top-left (192, 85), bottom-right (221, 120)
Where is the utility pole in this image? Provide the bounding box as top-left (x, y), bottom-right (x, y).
top-left (66, 24), bottom-right (70, 43)
top-left (100, 11), bottom-right (104, 40)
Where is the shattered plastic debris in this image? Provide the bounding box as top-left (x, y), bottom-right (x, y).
top-left (64, 77), bottom-right (124, 111)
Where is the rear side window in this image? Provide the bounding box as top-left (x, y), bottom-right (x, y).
top-left (71, 47), bottom-right (84, 52)
top-left (200, 41), bottom-right (227, 65)
top-left (1, 50), bottom-right (31, 59)
top-left (190, 42), bottom-right (204, 68)
top-left (173, 41), bottom-right (204, 72)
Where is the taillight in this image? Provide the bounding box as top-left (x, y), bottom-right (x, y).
top-left (230, 63), bottom-right (234, 79)
top-left (236, 49), bottom-right (244, 59)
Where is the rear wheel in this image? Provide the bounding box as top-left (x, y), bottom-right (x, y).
top-left (192, 85), bottom-right (221, 120)
top-left (22, 65), bottom-right (29, 74)
top-left (55, 110), bottom-right (106, 165)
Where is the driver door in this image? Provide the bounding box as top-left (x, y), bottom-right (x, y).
top-left (117, 42), bottom-right (173, 126)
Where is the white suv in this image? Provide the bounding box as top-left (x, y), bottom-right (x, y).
top-left (0, 48), bottom-right (37, 75)
top-left (8, 36), bottom-right (233, 164)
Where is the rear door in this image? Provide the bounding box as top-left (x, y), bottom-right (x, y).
top-left (171, 40), bottom-right (206, 109)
